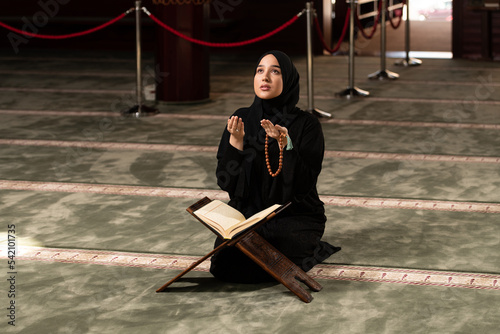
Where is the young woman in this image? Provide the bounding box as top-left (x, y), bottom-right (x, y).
top-left (210, 50), bottom-right (340, 283)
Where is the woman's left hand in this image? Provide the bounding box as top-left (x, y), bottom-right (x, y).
top-left (261, 119), bottom-right (288, 140)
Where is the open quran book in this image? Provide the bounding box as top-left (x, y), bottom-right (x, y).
top-left (192, 199), bottom-right (283, 239)
top-left (157, 198), bottom-right (320, 302)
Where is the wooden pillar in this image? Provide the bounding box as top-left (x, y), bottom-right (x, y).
top-left (453, 0), bottom-right (500, 60)
top-left (333, 0), bottom-right (348, 41)
top-left (153, 1), bottom-right (210, 103)
top-left (481, 10), bottom-right (492, 60)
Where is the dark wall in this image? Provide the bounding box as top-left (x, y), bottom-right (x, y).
top-left (5, 1), bottom-right (498, 61)
top-left (0, 0), bottom-right (152, 53)
top-left (208, 0), bottom-right (319, 55)
top-left (0, 0), bottom-right (319, 55)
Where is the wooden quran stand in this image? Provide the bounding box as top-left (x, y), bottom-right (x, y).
top-left (156, 197), bottom-right (323, 303)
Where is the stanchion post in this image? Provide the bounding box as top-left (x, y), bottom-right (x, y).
top-left (306, 2), bottom-right (331, 118)
top-left (336, 0), bottom-right (369, 98)
top-left (368, 0), bottom-right (399, 80)
top-left (395, 0), bottom-right (422, 66)
top-left (122, 0), bottom-right (158, 117)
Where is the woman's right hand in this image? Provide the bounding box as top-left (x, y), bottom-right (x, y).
top-left (228, 116), bottom-right (244, 150)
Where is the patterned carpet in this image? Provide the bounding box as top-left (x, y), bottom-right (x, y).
top-left (0, 48), bottom-right (500, 333)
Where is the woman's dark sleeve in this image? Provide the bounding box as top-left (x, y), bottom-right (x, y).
top-left (285, 114), bottom-right (325, 201)
top-left (215, 129), bottom-right (247, 199)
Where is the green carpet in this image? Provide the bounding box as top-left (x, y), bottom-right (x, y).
top-left (0, 48), bottom-right (499, 333)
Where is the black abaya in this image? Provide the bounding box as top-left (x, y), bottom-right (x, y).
top-left (210, 51), bottom-right (340, 283)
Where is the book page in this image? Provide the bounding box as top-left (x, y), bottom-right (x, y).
top-left (226, 204), bottom-right (281, 238)
top-left (194, 200), bottom-right (246, 231)
top-left (243, 204), bottom-right (282, 226)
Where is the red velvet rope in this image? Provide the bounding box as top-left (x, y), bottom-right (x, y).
top-left (0, 3), bottom-right (403, 48)
top-left (313, 8), bottom-right (351, 54)
top-left (387, 1), bottom-right (405, 29)
top-left (354, 0), bottom-right (405, 38)
top-left (355, 0), bottom-right (382, 40)
top-left (147, 11), bottom-right (301, 47)
top-left (387, 11), bottom-right (404, 29)
top-left (0, 12), bottom-right (128, 39)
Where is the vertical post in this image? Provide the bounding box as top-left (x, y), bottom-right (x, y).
top-left (306, 2), bottom-right (331, 117)
top-left (368, 0), bottom-right (398, 80)
top-left (122, 1), bottom-right (158, 117)
top-left (348, 1), bottom-right (355, 90)
top-left (306, 2), bottom-right (314, 112)
top-left (380, 0), bottom-right (387, 72)
top-left (336, 0), bottom-right (369, 98)
top-left (395, 0), bottom-right (422, 66)
top-left (135, 0), bottom-right (143, 110)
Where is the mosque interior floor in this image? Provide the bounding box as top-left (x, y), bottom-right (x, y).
top-left (0, 48), bottom-right (499, 333)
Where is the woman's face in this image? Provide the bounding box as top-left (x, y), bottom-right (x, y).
top-left (254, 54), bottom-right (283, 100)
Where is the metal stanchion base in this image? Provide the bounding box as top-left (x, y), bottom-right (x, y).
top-left (394, 58), bottom-right (422, 67)
top-left (121, 104), bottom-right (159, 118)
top-left (368, 69), bottom-right (399, 80)
top-left (309, 108), bottom-right (333, 118)
top-left (335, 86), bottom-right (370, 99)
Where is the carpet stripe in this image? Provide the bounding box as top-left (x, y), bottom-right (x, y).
top-left (0, 87), bottom-right (132, 94)
top-left (364, 96), bottom-right (500, 105)
top-left (0, 70), bottom-right (135, 77)
top-left (324, 150), bottom-right (500, 163)
top-left (321, 196), bottom-right (500, 213)
top-left (0, 110), bottom-right (229, 120)
top-left (323, 118), bottom-right (500, 130)
top-left (1, 139), bottom-right (499, 164)
top-left (1, 86), bottom-right (500, 105)
top-left (2, 68), bottom-right (499, 86)
top-left (0, 139), bottom-right (218, 153)
top-left (6, 246), bottom-right (499, 291)
top-left (1, 180), bottom-right (499, 213)
top-left (214, 75), bottom-right (500, 87)
top-left (0, 180), bottom-right (229, 200)
top-left (1, 109), bottom-right (499, 130)
top-left (215, 92), bottom-right (500, 105)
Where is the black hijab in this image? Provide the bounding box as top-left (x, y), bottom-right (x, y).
top-left (244, 50), bottom-right (301, 142)
top-left (216, 51), bottom-right (304, 210)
